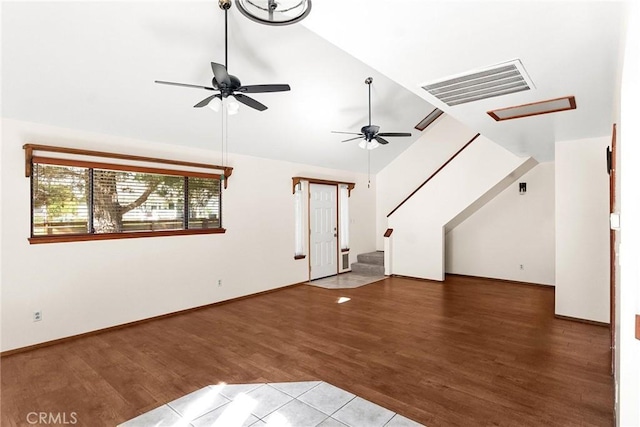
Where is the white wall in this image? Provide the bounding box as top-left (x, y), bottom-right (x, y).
top-left (445, 162), bottom-right (555, 285)
top-left (555, 137), bottom-right (610, 323)
top-left (617, 1), bottom-right (640, 424)
top-left (375, 115), bottom-right (477, 249)
top-left (0, 118), bottom-right (376, 352)
top-left (387, 135), bottom-right (532, 281)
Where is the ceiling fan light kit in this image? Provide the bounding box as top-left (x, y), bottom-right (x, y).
top-left (208, 97), bottom-right (223, 112)
top-left (358, 140), bottom-right (380, 150)
top-left (226, 98), bottom-right (240, 115)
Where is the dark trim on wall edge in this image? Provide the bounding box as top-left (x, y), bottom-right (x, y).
top-left (555, 314), bottom-right (609, 328)
top-left (389, 274), bottom-right (443, 284)
top-left (447, 274), bottom-right (607, 327)
top-left (29, 228), bottom-right (226, 244)
top-left (445, 273), bottom-right (555, 289)
top-left (387, 133), bottom-right (480, 217)
top-left (389, 273), bottom-right (556, 289)
top-left (1, 281), bottom-right (305, 357)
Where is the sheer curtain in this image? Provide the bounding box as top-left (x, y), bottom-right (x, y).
top-left (294, 182), bottom-right (305, 256)
top-left (339, 184), bottom-right (349, 250)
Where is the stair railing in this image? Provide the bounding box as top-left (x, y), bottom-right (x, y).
top-left (386, 133), bottom-right (480, 218)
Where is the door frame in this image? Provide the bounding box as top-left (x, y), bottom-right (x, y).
top-left (308, 183), bottom-right (339, 281)
top-left (609, 123), bottom-right (617, 375)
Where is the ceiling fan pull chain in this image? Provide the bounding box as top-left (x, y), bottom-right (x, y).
top-left (367, 149), bottom-right (371, 188)
top-left (221, 100), bottom-right (226, 167)
top-left (225, 106), bottom-right (229, 166)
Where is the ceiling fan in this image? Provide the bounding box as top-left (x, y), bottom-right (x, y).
top-left (332, 77), bottom-right (411, 149)
top-left (154, 0), bottom-right (291, 112)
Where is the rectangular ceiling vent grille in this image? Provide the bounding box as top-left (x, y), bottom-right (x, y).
top-left (421, 60), bottom-right (534, 106)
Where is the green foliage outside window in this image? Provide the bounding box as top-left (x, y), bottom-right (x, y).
top-left (32, 164), bottom-right (221, 237)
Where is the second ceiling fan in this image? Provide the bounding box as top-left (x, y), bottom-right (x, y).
top-left (155, 0), bottom-right (291, 112)
top-left (332, 77), bottom-right (411, 149)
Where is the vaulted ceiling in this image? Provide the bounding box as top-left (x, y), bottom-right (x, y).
top-left (1, 1), bottom-right (627, 173)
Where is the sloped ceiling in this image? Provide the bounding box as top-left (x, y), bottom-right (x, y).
top-left (1, 1), bottom-right (627, 172)
top-left (303, 0), bottom-right (626, 161)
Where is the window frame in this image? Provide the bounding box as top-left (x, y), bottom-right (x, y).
top-left (24, 144), bottom-right (232, 244)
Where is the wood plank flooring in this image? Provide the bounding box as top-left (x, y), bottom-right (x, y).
top-left (1, 275), bottom-right (613, 426)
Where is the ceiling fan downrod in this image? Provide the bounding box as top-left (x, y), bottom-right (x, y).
top-left (219, 0), bottom-right (231, 69)
top-left (365, 77), bottom-right (372, 127)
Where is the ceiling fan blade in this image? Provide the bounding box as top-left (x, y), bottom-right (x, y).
top-left (155, 80), bottom-right (215, 91)
top-left (234, 94), bottom-right (268, 111)
top-left (342, 136), bottom-right (364, 143)
top-left (375, 136), bottom-right (390, 145)
top-left (331, 131), bottom-right (363, 135)
top-left (194, 94), bottom-right (221, 108)
top-left (377, 132), bottom-right (412, 137)
top-left (237, 84), bottom-right (291, 93)
top-left (211, 62), bottom-right (231, 87)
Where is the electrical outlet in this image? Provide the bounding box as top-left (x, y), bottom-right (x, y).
top-left (218, 279), bottom-right (222, 287)
top-left (519, 264), bottom-right (524, 270)
top-left (33, 311), bottom-right (42, 322)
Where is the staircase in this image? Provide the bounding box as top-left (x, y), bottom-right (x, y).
top-left (351, 251), bottom-right (385, 276)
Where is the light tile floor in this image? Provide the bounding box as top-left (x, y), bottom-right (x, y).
top-left (308, 273), bottom-right (386, 290)
top-left (119, 381), bottom-right (424, 427)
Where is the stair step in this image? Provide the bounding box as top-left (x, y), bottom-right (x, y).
top-left (351, 262), bottom-right (385, 276)
top-left (357, 251), bottom-right (384, 266)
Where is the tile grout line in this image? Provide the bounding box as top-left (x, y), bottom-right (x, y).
top-left (121, 381), bottom-right (422, 427)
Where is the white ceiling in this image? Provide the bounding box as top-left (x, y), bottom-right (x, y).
top-left (1, 1), bottom-right (627, 173)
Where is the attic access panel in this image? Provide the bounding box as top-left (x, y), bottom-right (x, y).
top-left (421, 59), bottom-right (535, 106)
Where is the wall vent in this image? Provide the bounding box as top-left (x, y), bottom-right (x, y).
top-left (421, 59), bottom-right (534, 106)
top-left (342, 253), bottom-right (349, 270)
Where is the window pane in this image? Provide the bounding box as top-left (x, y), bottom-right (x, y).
top-left (187, 176), bottom-right (221, 229)
top-left (294, 183), bottom-right (304, 256)
top-left (32, 164), bottom-right (89, 236)
top-left (339, 185), bottom-right (349, 250)
top-left (93, 170), bottom-right (185, 233)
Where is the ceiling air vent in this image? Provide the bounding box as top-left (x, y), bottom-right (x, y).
top-left (421, 59), bottom-right (534, 106)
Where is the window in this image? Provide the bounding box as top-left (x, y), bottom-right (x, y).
top-left (293, 181), bottom-right (305, 258)
top-left (26, 144), bottom-right (230, 243)
top-left (339, 184), bottom-right (350, 251)
top-left (33, 164), bottom-right (90, 235)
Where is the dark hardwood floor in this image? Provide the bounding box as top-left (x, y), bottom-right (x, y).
top-left (1, 275), bottom-right (613, 426)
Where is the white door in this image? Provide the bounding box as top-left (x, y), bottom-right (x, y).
top-left (310, 183), bottom-right (338, 280)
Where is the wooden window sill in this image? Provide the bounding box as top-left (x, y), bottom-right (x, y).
top-left (28, 228), bottom-right (226, 244)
